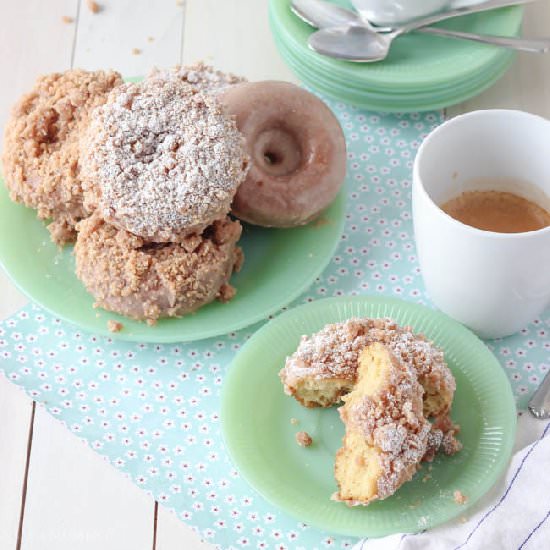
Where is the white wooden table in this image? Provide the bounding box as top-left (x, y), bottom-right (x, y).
top-left (1, 1), bottom-right (549, 548)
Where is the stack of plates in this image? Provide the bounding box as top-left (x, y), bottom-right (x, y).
top-left (269, 0), bottom-right (523, 112)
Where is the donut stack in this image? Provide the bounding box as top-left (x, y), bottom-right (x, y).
top-left (3, 63), bottom-right (347, 323)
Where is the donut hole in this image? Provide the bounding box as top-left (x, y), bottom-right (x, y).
top-left (254, 127), bottom-right (302, 177)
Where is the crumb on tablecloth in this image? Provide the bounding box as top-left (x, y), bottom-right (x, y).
top-left (295, 431), bottom-right (312, 447)
top-left (107, 320), bottom-right (123, 333)
top-left (132, 48), bottom-right (142, 55)
top-left (290, 418), bottom-right (299, 425)
top-left (61, 15), bottom-right (74, 24)
top-left (454, 490), bottom-right (468, 505)
top-left (86, 0), bottom-right (101, 13)
top-left (147, 36), bottom-right (155, 43)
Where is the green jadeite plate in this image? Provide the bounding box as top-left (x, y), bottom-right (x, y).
top-left (0, 181), bottom-right (345, 342)
top-left (221, 296), bottom-right (516, 538)
top-left (269, 0), bottom-right (523, 111)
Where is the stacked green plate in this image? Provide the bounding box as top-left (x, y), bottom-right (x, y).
top-left (269, 0), bottom-right (523, 112)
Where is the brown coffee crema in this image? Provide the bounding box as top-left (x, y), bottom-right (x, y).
top-left (441, 190), bottom-right (550, 233)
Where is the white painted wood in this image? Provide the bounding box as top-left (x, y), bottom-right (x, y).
top-left (0, 0), bottom-right (78, 156)
top-left (156, 505), bottom-right (212, 550)
top-left (0, 375), bottom-right (33, 549)
top-left (448, 1), bottom-right (550, 118)
top-left (20, 406), bottom-right (153, 550)
top-left (72, 0), bottom-right (185, 77)
top-left (183, 0), bottom-right (297, 82)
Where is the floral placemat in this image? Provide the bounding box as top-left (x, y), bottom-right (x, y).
top-left (1, 99), bottom-right (548, 549)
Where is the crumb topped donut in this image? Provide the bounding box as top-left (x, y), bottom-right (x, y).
top-left (81, 78), bottom-right (249, 242)
top-left (74, 213), bottom-right (243, 321)
top-left (148, 62), bottom-right (246, 95)
top-left (334, 343), bottom-right (431, 505)
top-left (2, 69), bottom-right (123, 244)
top-left (221, 81), bottom-right (346, 227)
top-left (279, 317), bottom-right (455, 419)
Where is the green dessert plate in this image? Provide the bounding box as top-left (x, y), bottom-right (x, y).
top-left (221, 296), bottom-right (516, 537)
top-left (0, 180), bottom-right (345, 342)
top-left (269, 0), bottom-right (523, 112)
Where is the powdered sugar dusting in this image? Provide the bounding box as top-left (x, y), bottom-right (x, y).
top-left (82, 78), bottom-right (248, 241)
top-left (148, 62), bottom-right (246, 95)
top-left (281, 318), bottom-right (454, 398)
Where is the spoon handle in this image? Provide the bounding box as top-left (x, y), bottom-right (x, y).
top-left (418, 26), bottom-right (550, 52)
top-left (529, 370), bottom-right (550, 419)
top-left (399, 0), bottom-right (539, 35)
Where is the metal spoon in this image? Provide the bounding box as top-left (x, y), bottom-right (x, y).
top-left (528, 370), bottom-right (550, 419)
top-left (294, 0), bottom-right (550, 62)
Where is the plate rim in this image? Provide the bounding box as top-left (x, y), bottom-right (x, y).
top-left (221, 295), bottom-right (517, 538)
top-left (0, 181), bottom-right (346, 343)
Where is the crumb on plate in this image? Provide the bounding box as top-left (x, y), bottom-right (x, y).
top-left (295, 431), bottom-right (312, 447)
top-left (454, 490), bottom-right (468, 505)
top-left (107, 320), bottom-right (123, 333)
top-left (290, 418), bottom-right (299, 425)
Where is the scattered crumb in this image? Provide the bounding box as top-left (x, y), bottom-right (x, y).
top-left (146, 319), bottom-right (157, 327)
top-left (176, 0), bottom-right (184, 6)
top-left (61, 15), bottom-right (74, 24)
top-left (147, 36), bottom-right (155, 43)
top-left (107, 320), bottom-right (123, 333)
top-left (290, 418), bottom-right (299, 425)
top-left (95, 313), bottom-right (100, 318)
top-left (454, 490), bottom-right (468, 505)
top-left (460, 516), bottom-right (468, 524)
top-left (86, 0), bottom-right (101, 13)
top-left (132, 48), bottom-right (142, 55)
top-left (422, 474), bottom-right (432, 483)
top-left (295, 431), bottom-right (313, 447)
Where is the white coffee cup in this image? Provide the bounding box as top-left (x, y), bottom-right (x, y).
top-left (412, 110), bottom-right (550, 339)
top-left (353, 0), bottom-right (452, 26)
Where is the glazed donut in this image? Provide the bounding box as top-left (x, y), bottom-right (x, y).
top-left (81, 78), bottom-right (248, 242)
top-left (2, 69), bottom-right (123, 244)
top-left (221, 81), bottom-right (346, 227)
top-left (74, 213), bottom-right (243, 321)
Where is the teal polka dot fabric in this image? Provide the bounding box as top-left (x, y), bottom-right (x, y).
top-left (0, 98), bottom-right (548, 549)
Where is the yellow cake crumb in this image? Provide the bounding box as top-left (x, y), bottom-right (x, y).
top-left (61, 15), bottom-right (74, 24)
top-left (290, 418), bottom-right (299, 425)
top-left (132, 48), bottom-right (142, 55)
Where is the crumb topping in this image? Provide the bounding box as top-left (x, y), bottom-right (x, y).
top-left (2, 69), bottom-right (122, 244)
top-left (343, 349), bottom-right (431, 500)
top-left (82, 79), bottom-right (248, 241)
top-left (281, 318), bottom-right (455, 405)
top-left (295, 431), bottom-right (313, 447)
top-left (75, 213), bottom-right (242, 320)
top-left (107, 320), bottom-right (123, 333)
top-left (149, 62), bottom-right (246, 95)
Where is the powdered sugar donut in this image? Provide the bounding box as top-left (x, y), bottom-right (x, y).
top-left (75, 213), bottom-right (243, 321)
top-left (81, 79), bottom-right (249, 242)
top-left (148, 62), bottom-right (246, 95)
top-left (221, 81), bottom-right (346, 227)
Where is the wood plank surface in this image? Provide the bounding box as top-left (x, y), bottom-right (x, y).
top-left (20, 406), bottom-right (154, 550)
top-left (0, 376), bottom-right (33, 550)
top-left (183, 0), bottom-right (296, 82)
top-left (72, 0), bottom-right (185, 77)
top-left (448, 1), bottom-right (550, 117)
